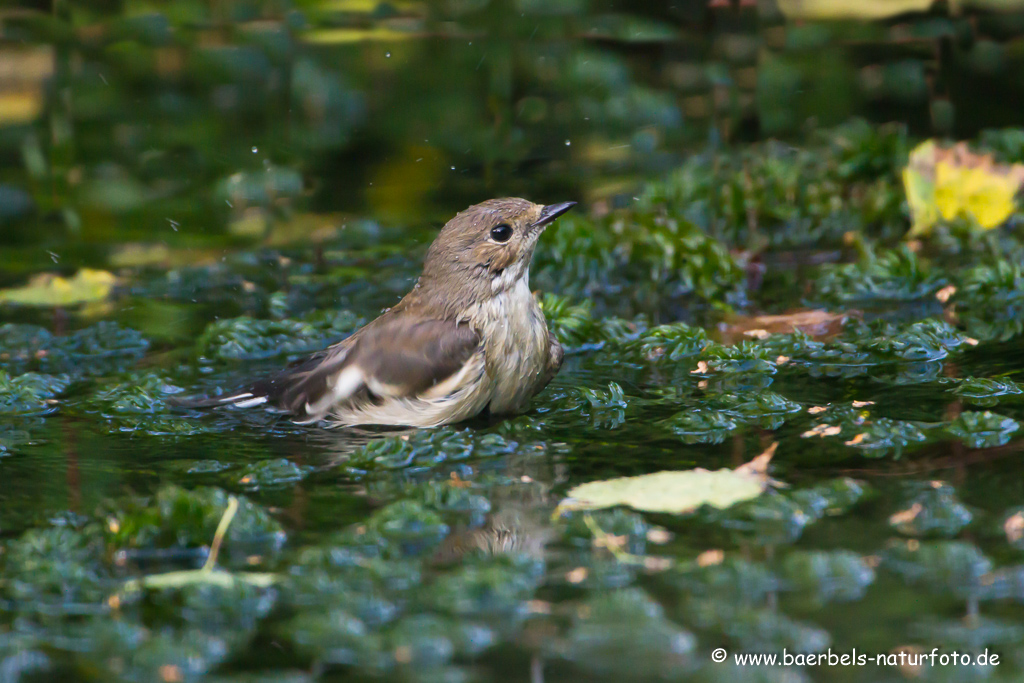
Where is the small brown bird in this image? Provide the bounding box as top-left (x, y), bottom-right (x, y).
top-left (181, 198), bottom-right (576, 427)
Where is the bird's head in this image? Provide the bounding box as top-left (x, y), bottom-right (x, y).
top-left (418, 197), bottom-right (576, 307)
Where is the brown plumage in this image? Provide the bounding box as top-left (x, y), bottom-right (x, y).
top-left (175, 198), bottom-right (575, 427)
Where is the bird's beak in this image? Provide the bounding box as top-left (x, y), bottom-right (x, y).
top-left (533, 201), bottom-right (577, 229)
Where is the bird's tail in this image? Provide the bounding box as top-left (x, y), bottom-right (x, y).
top-left (168, 347), bottom-right (341, 417)
top-left (167, 390), bottom-right (270, 410)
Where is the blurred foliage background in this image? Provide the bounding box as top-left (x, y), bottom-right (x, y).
top-left (6, 0), bottom-right (1024, 265)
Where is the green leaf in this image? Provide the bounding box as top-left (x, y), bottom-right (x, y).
top-left (559, 444), bottom-right (776, 514)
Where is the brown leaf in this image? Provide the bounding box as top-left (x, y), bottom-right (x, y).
top-left (160, 666), bottom-right (184, 683)
top-left (1005, 512), bottom-right (1024, 545)
top-left (889, 502), bottom-right (924, 528)
top-left (527, 600), bottom-right (553, 614)
top-left (646, 528), bottom-right (673, 544)
top-left (735, 442), bottom-right (778, 478)
top-left (696, 549), bottom-right (725, 567)
top-left (719, 309), bottom-right (859, 345)
top-left (935, 285), bottom-right (957, 303)
top-left (565, 567), bottom-right (589, 584)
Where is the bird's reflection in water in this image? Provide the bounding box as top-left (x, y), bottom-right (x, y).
top-left (433, 498), bottom-right (552, 564)
top-left (434, 449), bottom-right (565, 564)
top-left (302, 424), bottom-right (421, 462)
top-left (304, 423), bottom-right (567, 564)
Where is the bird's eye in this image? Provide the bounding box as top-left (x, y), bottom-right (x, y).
top-left (489, 223), bottom-right (513, 243)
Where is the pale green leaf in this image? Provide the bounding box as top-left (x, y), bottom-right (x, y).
top-left (560, 444), bottom-right (776, 515)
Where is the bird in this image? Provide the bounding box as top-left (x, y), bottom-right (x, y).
top-left (175, 198), bottom-right (576, 428)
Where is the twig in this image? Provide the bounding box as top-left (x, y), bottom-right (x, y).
top-left (202, 495), bottom-right (239, 572)
top-left (118, 496), bottom-right (275, 595)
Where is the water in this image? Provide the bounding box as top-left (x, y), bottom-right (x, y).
top-left (3, 2), bottom-right (1024, 682)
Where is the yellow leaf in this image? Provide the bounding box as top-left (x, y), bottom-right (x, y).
top-left (319, 0), bottom-right (390, 10)
top-left (318, 0), bottom-right (424, 12)
top-left (0, 89), bottom-right (43, 125)
top-left (933, 160), bottom-right (964, 222)
top-left (303, 27), bottom-right (419, 44)
top-left (904, 139), bottom-right (1024, 235)
top-left (0, 269), bottom-right (116, 307)
top-left (961, 166), bottom-right (1020, 229)
top-left (777, 0), bottom-right (933, 20)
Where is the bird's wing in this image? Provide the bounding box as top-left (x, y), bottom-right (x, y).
top-left (177, 317), bottom-right (483, 423)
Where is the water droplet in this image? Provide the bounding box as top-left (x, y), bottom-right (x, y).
top-left (251, 146), bottom-right (258, 153)
top-left (451, 166), bottom-right (456, 171)
top-left (565, 140), bottom-right (571, 146)
top-left (385, 51), bottom-right (391, 58)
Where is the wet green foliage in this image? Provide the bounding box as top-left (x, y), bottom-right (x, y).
top-left (534, 211), bottom-right (747, 315)
top-left (952, 377), bottom-right (1024, 407)
top-left (664, 390), bottom-right (801, 445)
top-left (881, 540), bottom-right (994, 599)
top-left (5, 116), bottom-right (1024, 679)
top-left (90, 372), bottom-right (185, 415)
top-left (553, 588), bottom-right (696, 677)
top-left (889, 482), bottom-right (973, 538)
top-left (639, 123), bottom-right (909, 249)
top-left (814, 246), bottom-right (945, 306)
top-left (946, 411), bottom-right (1020, 449)
top-left (2, 526), bottom-right (111, 615)
top-left (781, 550), bottom-right (875, 605)
top-left (6, 2), bottom-right (1024, 675)
top-left (954, 261), bottom-right (1024, 342)
top-left (104, 486), bottom-right (285, 569)
top-left (0, 371), bottom-right (69, 416)
top-left (339, 429), bottom-right (525, 474)
top-left (0, 322), bottom-right (149, 378)
top-left (198, 311), bottom-right (362, 363)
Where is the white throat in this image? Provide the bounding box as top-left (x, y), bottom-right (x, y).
top-left (491, 260), bottom-right (529, 295)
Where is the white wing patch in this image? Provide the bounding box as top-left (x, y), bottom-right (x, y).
top-left (304, 364), bottom-right (365, 419)
top-left (329, 350), bottom-right (490, 428)
top-left (365, 377), bottom-right (408, 398)
top-left (421, 352), bottom-right (485, 399)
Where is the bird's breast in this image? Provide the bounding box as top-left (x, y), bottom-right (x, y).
top-left (466, 278), bottom-right (550, 414)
